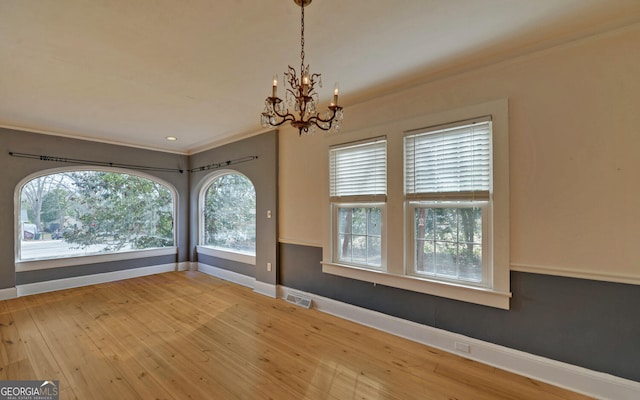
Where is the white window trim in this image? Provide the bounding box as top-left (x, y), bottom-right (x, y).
top-left (198, 169), bottom-right (257, 265)
top-left (321, 261), bottom-right (511, 309)
top-left (15, 247), bottom-right (178, 272)
top-left (196, 245), bottom-right (256, 265)
top-left (14, 166), bottom-right (179, 269)
top-left (322, 99), bottom-right (510, 310)
top-left (331, 202), bottom-right (387, 271)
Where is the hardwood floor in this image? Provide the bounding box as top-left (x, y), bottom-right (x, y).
top-left (0, 271), bottom-right (591, 399)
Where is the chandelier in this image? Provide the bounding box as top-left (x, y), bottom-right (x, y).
top-left (261, 0), bottom-right (344, 135)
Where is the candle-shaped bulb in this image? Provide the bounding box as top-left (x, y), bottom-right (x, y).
top-left (302, 74), bottom-right (310, 96)
top-left (272, 73), bottom-right (278, 98)
top-left (333, 82), bottom-right (340, 106)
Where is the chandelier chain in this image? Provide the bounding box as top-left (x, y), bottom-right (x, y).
top-left (300, 4), bottom-right (305, 73)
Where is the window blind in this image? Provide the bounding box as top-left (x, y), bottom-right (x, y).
top-left (330, 138), bottom-right (387, 201)
top-left (405, 119), bottom-right (491, 201)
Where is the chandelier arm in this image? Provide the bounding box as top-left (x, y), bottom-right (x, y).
top-left (309, 106), bottom-right (342, 124)
top-left (309, 118), bottom-right (334, 131)
top-left (272, 109), bottom-right (292, 119)
top-left (263, 114), bottom-right (296, 128)
top-left (266, 116), bottom-right (295, 128)
top-left (263, 96), bottom-right (297, 127)
top-left (267, 102), bottom-right (296, 122)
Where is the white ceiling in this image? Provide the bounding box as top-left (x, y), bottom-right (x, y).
top-left (1, 0), bottom-right (639, 154)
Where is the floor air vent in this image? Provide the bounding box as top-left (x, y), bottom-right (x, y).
top-left (285, 294), bottom-right (312, 309)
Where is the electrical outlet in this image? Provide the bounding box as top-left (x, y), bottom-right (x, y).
top-left (455, 342), bottom-right (470, 353)
top-left (267, 262), bottom-right (272, 272)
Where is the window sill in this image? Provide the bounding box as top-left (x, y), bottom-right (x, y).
top-left (321, 261), bottom-right (511, 310)
top-left (16, 247), bottom-right (178, 272)
top-left (197, 245), bottom-right (256, 265)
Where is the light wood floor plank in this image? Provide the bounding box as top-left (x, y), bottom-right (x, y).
top-left (23, 289), bottom-right (145, 399)
top-left (0, 271), bottom-right (593, 400)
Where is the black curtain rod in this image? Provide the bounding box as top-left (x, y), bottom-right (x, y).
top-left (8, 152), bottom-right (184, 174)
top-left (188, 155), bottom-right (258, 173)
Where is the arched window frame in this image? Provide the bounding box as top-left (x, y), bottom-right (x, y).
top-left (197, 170), bottom-right (256, 265)
top-left (14, 166), bottom-right (178, 271)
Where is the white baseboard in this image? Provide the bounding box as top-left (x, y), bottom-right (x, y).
top-left (176, 261), bottom-right (192, 271)
top-left (278, 286), bottom-right (640, 400)
top-left (0, 287), bottom-right (17, 301)
top-left (16, 263), bottom-right (182, 297)
top-left (253, 280), bottom-right (277, 298)
top-left (195, 262), bottom-right (276, 298)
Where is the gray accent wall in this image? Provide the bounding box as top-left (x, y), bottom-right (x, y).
top-left (197, 254), bottom-right (254, 278)
top-left (16, 255), bottom-right (176, 285)
top-left (0, 128), bottom-right (189, 287)
top-left (0, 128), bottom-right (278, 290)
top-left (189, 131), bottom-right (278, 285)
top-left (279, 242), bottom-right (640, 383)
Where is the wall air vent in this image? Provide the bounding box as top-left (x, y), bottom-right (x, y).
top-left (285, 293), bottom-right (312, 309)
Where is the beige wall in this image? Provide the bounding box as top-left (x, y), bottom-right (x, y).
top-left (279, 23), bottom-right (640, 284)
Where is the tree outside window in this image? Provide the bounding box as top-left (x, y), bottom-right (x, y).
top-left (337, 207), bottom-right (382, 268)
top-left (202, 173), bottom-right (256, 255)
top-left (19, 170), bottom-right (175, 260)
top-left (414, 206), bottom-right (483, 282)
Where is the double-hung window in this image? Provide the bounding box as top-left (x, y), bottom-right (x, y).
top-left (325, 100), bottom-right (509, 309)
top-left (330, 137), bottom-right (387, 270)
top-left (405, 117), bottom-right (493, 288)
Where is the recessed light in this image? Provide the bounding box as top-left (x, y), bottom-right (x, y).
top-left (166, 136), bottom-right (178, 141)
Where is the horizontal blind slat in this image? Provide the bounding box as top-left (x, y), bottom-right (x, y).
top-left (330, 140), bottom-right (387, 198)
top-left (405, 121), bottom-right (491, 197)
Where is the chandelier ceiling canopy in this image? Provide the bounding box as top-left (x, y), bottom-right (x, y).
top-left (261, 0), bottom-right (343, 135)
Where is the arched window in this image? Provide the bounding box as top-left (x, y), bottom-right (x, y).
top-left (199, 171), bottom-right (256, 264)
top-left (17, 169), bottom-right (176, 262)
